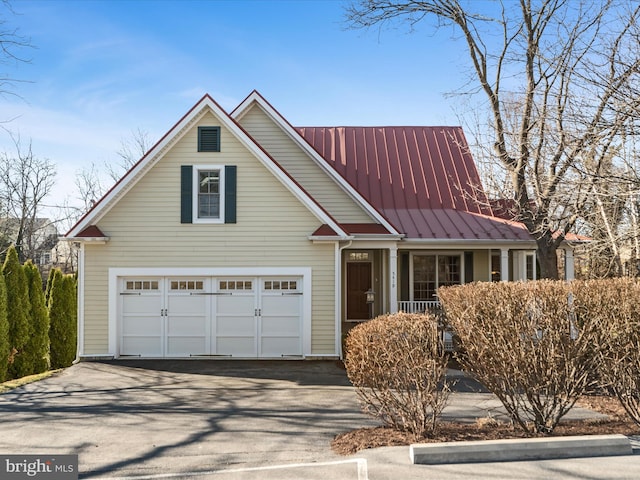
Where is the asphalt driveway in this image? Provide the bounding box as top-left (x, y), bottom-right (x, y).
top-left (0, 360), bottom-right (375, 478)
top-left (3, 360), bottom-right (639, 480)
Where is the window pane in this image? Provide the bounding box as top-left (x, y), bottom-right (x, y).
top-left (438, 256), bottom-right (461, 287)
top-left (199, 171), bottom-right (219, 193)
top-left (198, 193), bottom-right (220, 218)
top-left (526, 255), bottom-right (535, 280)
top-left (413, 256), bottom-right (437, 300)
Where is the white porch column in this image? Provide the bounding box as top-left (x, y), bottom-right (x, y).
top-left (500, 248), bottom-right (509, 281)
top-left (389, 245), bottom-right (398, 312)
top-left (565, 248), bottom-right (575, 280)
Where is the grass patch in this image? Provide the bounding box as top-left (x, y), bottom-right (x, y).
top-left (0, 369), bottom-right (63, 393)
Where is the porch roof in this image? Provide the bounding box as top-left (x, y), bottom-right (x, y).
top-left (383, 208), bottom-right (533, 241)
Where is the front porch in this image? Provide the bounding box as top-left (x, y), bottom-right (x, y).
top-left (341, 245), bottom-right (576, 327)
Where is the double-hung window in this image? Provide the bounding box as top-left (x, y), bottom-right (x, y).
top-left (193, 165), bottom-right (224, 223)
top-left (412, 254), bottom-right (462, 300)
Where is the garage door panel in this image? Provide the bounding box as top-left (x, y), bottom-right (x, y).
top-left (122, 296), bottom-right (161, 315)
top-left (261, 316), bottom-right (300, 336)
top-left (167, 295), bottom-right (207, 312)
top-left (122, 316), bottom-right (162, 336)
top-left (216, 316), bottom-right (255, 335)
top-left (216, 337), bottom-right (255, 356)
top-left (261, 337), bottom-right (300, 357)
top-left (167, 337), bottom-right (207, 356)
top-left (261, 296), bottom-right (300, 316)
top-left (166, 316), bottom-right (207, 335)
top-left (122, 336), bottom-right (162, 356)
top-left (217, 296), bottom-right (255, 315)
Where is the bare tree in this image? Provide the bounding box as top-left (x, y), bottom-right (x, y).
top-left (347, 0), bottom-right (640, 278)
top-left (74, 162), bottom-right (106, 213)
top-left (105, 127), bottom-right (151, 182)
top-left (73, 128), bottom-right (151, 220)
top-left (0, 135), bottom-right (56, 262)
top-left (0, 0), bottom-right (32, 103)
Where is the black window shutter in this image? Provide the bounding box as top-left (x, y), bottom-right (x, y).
top-left (198, 126), bottom-right (221, 152)
top-left (180, 165), bottom-right (193, 224)
top-left (225, 165), bottom-right (237, 224)
top-left (464, 251), bottom-right (474, 283)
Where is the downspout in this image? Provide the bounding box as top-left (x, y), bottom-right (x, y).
top-left (336, 240), bottom-right (352, 359)
top-left (72, 242), bottom-right (84, 364)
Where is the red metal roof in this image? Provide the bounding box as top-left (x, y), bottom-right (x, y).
top-left (74, 225), bottom-right (108, 238)
top-left (297, 126), bottom-right (534, 242)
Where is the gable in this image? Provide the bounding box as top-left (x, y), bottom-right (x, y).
top-left (66, 95), bottom-right (348, 240)
top-left (236, 103), bottom-right (374, 224)
top-left (96, 111), bottom-right (328, 241)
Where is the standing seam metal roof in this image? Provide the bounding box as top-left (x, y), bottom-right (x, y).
top-left (297, 126), bottom-right (533, 242)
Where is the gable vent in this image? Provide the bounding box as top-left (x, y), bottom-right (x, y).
top-left (198, 126), bottom-right (221, 152)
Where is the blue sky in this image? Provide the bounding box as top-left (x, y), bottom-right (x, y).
top-left (0, 0), bottom-right (468, 213)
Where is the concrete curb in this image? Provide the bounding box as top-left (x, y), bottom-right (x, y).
top-left (410, 434), bottom-right (633, 465)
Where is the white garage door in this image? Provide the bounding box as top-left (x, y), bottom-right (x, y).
top-left (120, 276), bottom-right (302, 358)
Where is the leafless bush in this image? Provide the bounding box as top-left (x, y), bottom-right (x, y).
top-left (344, 312), bottom-right (450, 438)
top-left (573, 278), bottom-right (640, 427)
top-left (439, 281), bottom-right (603, 434)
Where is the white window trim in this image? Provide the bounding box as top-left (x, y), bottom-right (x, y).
top-left (192, 164), bottom-right (225, 224)
top-left (409, 252), bottom-right (465, 302)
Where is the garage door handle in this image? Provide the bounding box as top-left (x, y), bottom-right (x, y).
top-left (282, 292), bottom-right (303, 296)
top-left (120, 292), bottom-right (142, 296)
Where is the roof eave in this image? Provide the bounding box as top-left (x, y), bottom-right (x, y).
top-left (62, 237), bottom-right (109, 244)
top-left (350, 234), bottom-right (405, 241)
top-left (308, 235), bottom-right (353, 242)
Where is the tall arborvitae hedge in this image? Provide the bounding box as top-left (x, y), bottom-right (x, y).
top-left (2, 246), bottom-right (31, 379)
top-left (49, 270), bottom-right (77, 369)
top-left (24, 261), bottom-right (50, 374)
top-left (45, 267), bottom-right (55, 308)
top-left (0, 275), bottom-right (9, 382)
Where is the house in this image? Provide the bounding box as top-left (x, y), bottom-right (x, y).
top-left (0, 217), bottom-right (60, 268)
top-left (64, 91), bottom-right (576, 360)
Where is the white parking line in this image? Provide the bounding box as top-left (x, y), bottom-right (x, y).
top-left (97, 458), bottom-right (368, 480)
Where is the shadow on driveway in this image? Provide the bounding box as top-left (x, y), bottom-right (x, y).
top-left (100, 359), bottom-right (353, 386)
top-left (0, 360), bottom-right (373, 478)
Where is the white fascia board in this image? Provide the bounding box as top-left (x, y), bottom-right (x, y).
top-left (309, 236), bottom-right (353, 242)
top-left (62, 237), bottom-right (109, 244)
top-left (232, 92), bottom-right (401, 236)
top-left (67, 95), bottom-right (348, 239)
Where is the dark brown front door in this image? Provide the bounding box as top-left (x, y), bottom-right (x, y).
top-left (347, 262), bottom-right (372, 320)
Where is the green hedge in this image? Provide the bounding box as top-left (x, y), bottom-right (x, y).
top-left (24, 260), bottom-right (50, 374)
top-left (0, 257), bottom-right (77, 381)
top-left (3, 246), bottom-right (31, 379)
top-left (48, 270), bottom-right (77, 369)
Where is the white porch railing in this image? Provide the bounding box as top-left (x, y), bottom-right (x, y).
top-left (397, 300), bottom-right (454, 351)
top-left (398, 300), bottom-right (441, 313)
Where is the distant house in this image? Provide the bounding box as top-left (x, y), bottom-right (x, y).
top-left (0, 217), bottom-right (60, 269)
top-left (64, 91), bottom-right (576, 360)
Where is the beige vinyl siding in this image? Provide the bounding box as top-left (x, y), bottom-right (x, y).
top-left (472, 250), bottom-right (491, 282)
top-left (82, 111), bottom-right (336, 355)
top-left (238, 104), bottom-right (374, 224)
